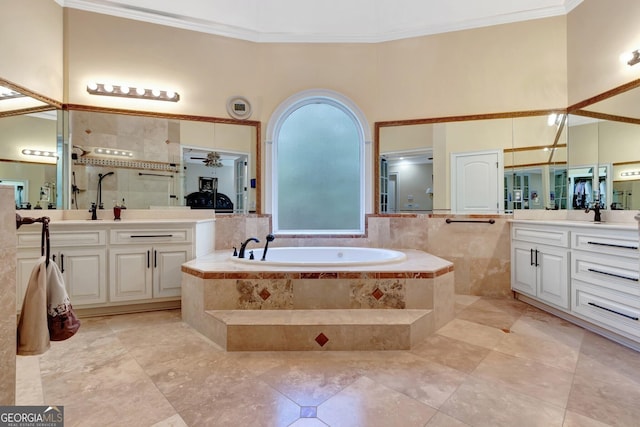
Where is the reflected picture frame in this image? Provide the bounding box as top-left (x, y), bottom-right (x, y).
top-left (199, 176), bottom-right (216, 192)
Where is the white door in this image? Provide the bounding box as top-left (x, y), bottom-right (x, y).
top-left (451, 150), bottom-right (502, 213)
top-left (388, 173), bottom-right (398, 213)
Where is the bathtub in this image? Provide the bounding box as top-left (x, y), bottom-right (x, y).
top-left (181, 247), bottom-right (456, 351)
top-left (232, 246), bottom-right (407, 266)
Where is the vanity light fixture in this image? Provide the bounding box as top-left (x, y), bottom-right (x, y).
top-left (86, 83), bottom-right (180, 102)
top-left (0, 86), bottom-right (26, 101)
top-left (94, 147), bottom-right (134, 157)
top-left (22, 149), bottom-right (57, 158)
top-left (621, 170), bottom-right (640, 177)
top-left (621, 49), bottom-right (640, 66)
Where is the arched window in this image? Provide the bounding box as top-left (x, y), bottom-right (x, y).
top-left (267, 90), bottom-right (368, 234)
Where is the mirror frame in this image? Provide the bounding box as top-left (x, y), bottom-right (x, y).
top-left (63, 104), bottom-right (262, 214)
top-left (0, 78), bottom-right (61, 118)
top-left (374, 109), bottom-right (564, 214)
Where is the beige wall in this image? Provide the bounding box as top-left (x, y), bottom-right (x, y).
top-left (0, 0), bottom-right (63, 101)
top-left (568, 0), bottom-right (640, 104)
top-left (64, 10), bottom-right (567, 124)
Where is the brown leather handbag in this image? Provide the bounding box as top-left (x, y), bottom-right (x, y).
top-left (41, 219), bottom-right (81, 341)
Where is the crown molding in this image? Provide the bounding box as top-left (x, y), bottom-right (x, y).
top-left (60, 0), bottom-right (581, 44)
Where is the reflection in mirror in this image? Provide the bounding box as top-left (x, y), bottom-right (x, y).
top-left (68, 110), bottom-right (256, 212)
top-left (507, 114), bottom-right (567, 211)
top-left (0, 78), bottom-right (61, 210)
top-left (570, 79), bottom-right (640, 210)
top-left (0, 111), bottom-right (58, 209)
top-left (377, 113), bottom-right (567, 214)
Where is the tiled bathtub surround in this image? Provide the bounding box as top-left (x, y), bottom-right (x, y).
top-left (214, 213), bottom-right (512, 297)
top-left (182, 249), bottom-right (455, 351)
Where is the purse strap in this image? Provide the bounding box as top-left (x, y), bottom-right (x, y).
top-left (41, 218), bottom-right (50, 267)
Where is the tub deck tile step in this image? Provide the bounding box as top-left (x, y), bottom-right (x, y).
top-left (204, 309), bottom-right (434, 351)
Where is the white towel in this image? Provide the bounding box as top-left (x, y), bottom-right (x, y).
top-left (17, 257), bottom-right (50, 355)
top-left (17, 257), bottom-right (71, 355)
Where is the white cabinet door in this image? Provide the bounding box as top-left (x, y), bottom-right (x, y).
top-left (153, 245), bottom-right (191, 298)
top-left (512, 241), bottom-right (569, 309)
top-left (57, 248), bottom-right (107, 305)
top-left (537, 246), bottom-right (569, 309)
top-left (512, 241), bottom-right (537, 296)
top-left (109, 246), bottom-right (152, 302)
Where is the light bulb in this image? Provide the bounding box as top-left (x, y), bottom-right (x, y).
top-left (104, 84), bottom-right (114, 93)
top-left (151, 88), bottom-right (161, 97)
top-left (166, 90), bottom-right (175, 99)
top-left (120, 85), bottom-right (130, 94)
top-left (87, 82), bottom-right (98, 91)
top-left (136, 87), bottom-right (146, 96)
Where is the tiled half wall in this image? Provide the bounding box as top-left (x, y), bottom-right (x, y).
top-left (214, 214), bottom-right (511, 297)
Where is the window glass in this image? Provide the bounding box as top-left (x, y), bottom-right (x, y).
top-left (275, 101), bottom-right (362, 233)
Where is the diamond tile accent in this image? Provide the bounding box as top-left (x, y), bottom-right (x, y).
top-left (372, 287), bottom-right (384, 300)
top-left (258, 288), bottom-right (271, 300)
top-left (300, 406), bottom-right (317, 418)
top-left (315, 333), bottom-right (329, 347)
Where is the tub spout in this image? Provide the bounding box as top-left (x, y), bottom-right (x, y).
top-left (261, 234), bottom-right (275, 261)
top-left (238, 237), bottom-right (260, 258)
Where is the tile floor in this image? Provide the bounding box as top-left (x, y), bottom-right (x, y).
top-left (15, 295), bottom-right (640, 427)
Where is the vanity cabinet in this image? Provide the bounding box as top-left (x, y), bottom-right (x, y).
top-left (511, 225), bottom-right (570, 309)
top-left (16, 219), bottom-right (213, 313)
top-left (16, 229), bottom-right (107, 308)
top-left (107, 226), bottom-right (196, 303)
top-left (511, 220), bottom-right (640, 349)
top-left (570, 228), bottom-right (640, 340)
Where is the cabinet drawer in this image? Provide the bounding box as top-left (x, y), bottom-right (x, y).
top-left (110, 228), bottom-right (192, 244)
top-left (17, 230), bottom-right (106, 248)
top-left (571, 251), bottom-right (640, 296)
top-left (572, 281), bottom-right (640, 339)
top-left (512, 226), bottom-right (569, 247)
top-left (572, 230), bottom-right (639, 258)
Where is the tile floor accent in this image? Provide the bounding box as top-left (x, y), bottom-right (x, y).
top-left (16, 295), bottom-right (640, 426)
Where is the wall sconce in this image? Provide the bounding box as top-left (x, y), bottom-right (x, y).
top-left (86, 83), bottom-right (180, 102)
top-left (621, 49), bottom-right (640, 66)
top-left (94, 147), bottom-right (134, 157)
top-left (22, 148), bottom-right (57, 158)
top-left (0, 86), bottom-right (26, 101)
top-left (425, 187), bottom-right (433, 199)
top-left (621, 170), bottom-right (640, 177)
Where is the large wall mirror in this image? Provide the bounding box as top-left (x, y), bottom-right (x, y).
top-left (569, 79), bottom-right (640, 211)
top-left (0, 78), bottom-right (61, 210)
top-left (376, 112), bottom-right (567, 214)
top-left (66, 108), bottom-right (260, 213)
top-left (1, 75), bottom-right (261, 214)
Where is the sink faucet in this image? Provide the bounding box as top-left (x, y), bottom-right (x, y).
top-left (238, 237), bottom-right (260, 258)
top-left (585, 200), bottom-right (602, 222)
top-left (89, 202), bottom-right (98, 220)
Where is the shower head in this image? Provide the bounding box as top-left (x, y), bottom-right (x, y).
top-left (266, 233), bottom-right (275, 242)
